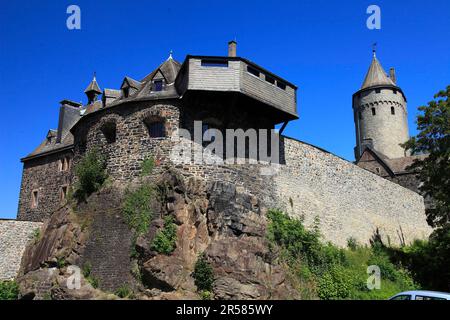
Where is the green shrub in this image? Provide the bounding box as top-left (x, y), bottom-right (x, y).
top-left (151, 215), bottom-right (177, 254)
top-left (318, 265), bottom-right (353, 300)
top-left (199, 290), bottom-right (212, 300)
top-left (32, 228), bottom-right (41, 243)
top-left (267, 209), bottom-right (418, 300)
top-left (0, 280), bottom-right (19, 300)
top-left (193, 254), bottom-right (214, 292)
top-left (347, 237), bottom-right (358, 251)
top-left (123, 184), bottom-right (154, 236)
top-left (115, 285), bottom-right (133, 298)
top-left (141, 157), bottom-right (155, 177)
top-left (73, 149), bottom-right (107, 202)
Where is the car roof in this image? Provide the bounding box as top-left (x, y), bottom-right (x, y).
top-left (395, 290), bottom-right (450, 297)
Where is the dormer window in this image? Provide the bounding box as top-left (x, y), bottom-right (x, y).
top-left (153, 80), bottom-right (163, 92)
top-left (122, 87), bottom-right (130, 98)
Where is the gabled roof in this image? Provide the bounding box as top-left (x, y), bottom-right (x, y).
top-left (121, 76), bottom-right (142, 90)
top-left (361, 53), bottom-right (395, 89)
top-left (84, 76), bottom-right (102, 94)
top-left (357, 147), bottom-right (396, 177)
top-left (141, 57), bottom-right (181, 84)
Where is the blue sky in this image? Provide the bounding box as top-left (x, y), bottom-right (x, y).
top-left (0, 0), bottom-right (449, 219)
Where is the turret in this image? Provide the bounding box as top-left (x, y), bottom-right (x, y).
top-left (84, 73), bottom-right (102, 104)
top-left (353, 50), bottom-right (410, 160)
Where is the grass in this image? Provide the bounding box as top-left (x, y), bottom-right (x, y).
top-left (267, 209), bottom-right (418, 300)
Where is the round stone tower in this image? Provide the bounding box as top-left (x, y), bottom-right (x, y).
top-left (353, 51), bottom-right (410, 160)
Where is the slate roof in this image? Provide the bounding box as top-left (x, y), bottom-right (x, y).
top-left (84, 76), bottom-right (102, 94)
top-left (103, 89), bottom-right (121, 98)
top-left (141, 56), bottom-right (181, 84)
top-left (384, 155), bottom-right (427, 174)
top-left (357, 147), bottom-right (427, 175)
top-left (23, 129), bottom-right (74, 161)
top-left (361, 53), bottom-right (395, 89)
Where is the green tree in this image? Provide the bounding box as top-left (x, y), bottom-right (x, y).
top-left (402, 85), bottom-right (450, 227)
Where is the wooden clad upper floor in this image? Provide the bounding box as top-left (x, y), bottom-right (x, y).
top-left (176, 56), bottom-right (298, 120)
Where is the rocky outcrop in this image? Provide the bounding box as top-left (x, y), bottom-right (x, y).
top-left (17, 169), bottom-right (300, 300)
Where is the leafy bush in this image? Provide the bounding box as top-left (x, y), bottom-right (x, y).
top-left (151, 215), bottom-right (177, 254)
top-left (123, 184), bottom-right (154, 236)
top-left (73, 149), bottom-right (107, 202)
top-left (141, 157), bottom-right (155, 177)
top-left (0, 280), bottom-right (19, 300)
top-left (267, 209), bottom-right (418, 300)
top-left (193, 254), bottom-right (214, 292)
top-left (386, 226), bottom-right (450, 291)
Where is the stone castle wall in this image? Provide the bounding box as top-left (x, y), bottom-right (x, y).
top-left (0, 220), bottom-right (43, 280)
top-left (17, 150), bottom-right (73, 222)
top-left (274, 137), bottom-right (432, 246)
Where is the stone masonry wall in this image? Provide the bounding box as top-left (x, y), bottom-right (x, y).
top-left (0, 220), bottom-right (43, 280)
top-left (274, 137), bottom-right (432, 247)
top-left (18, 150), bottom-right (73, 222)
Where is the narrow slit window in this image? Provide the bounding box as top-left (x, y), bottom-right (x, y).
top-left (201, 59), bottom-right (229, 68)
top-left (60, 186), bottom-right (68, 203)
top-left (371, 108), bottom-right (376, 116)
top-left (31, 190), bottom-right (39, 208)
top-left (391, 107), bottom-right (395, 115)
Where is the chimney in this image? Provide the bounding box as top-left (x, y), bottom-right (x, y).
top-left (228, 40), bottom-right (237, 57)
top-left (389, 67), bottom-right (397, 84)
top-left (56, 100), bottom-right (82, 143)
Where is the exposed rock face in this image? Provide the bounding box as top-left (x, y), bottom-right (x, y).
top-left (17, 169), bottom-right (300, 300)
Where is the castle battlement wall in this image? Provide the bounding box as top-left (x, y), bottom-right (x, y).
top-left (274, 137), bottom-right (432, 246)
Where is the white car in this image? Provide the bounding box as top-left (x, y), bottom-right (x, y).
top-left (389, 290), bottom-right (450, 300)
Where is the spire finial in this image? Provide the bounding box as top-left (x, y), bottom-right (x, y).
top-left (93, 71), bottom-right (97, 81)
top-left (372, 43), bottom-right (377, 57)
top-left (168, 50), bottom-right (173, 60)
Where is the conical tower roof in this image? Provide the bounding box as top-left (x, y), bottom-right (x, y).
top-left (361, 53), bottom-right (395, 89)
top-left (84, 74), bottom-right (102, 94)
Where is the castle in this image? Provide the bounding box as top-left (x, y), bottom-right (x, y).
top-left (1, 42), bottom-right (432, 281)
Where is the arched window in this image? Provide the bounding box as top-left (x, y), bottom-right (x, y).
top-left (144, 116), bottom-right (166, 138)
top-left (101, 121), bottom-right (117, 143)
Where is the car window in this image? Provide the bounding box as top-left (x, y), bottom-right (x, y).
top-left (391, 295), bottom-right (412, 300)
top-left (415, 295), bottom-right (446, 300)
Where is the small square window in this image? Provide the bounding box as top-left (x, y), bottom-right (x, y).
top-left (147, 122), bottom-right (165, 138)
top-left (265, 75), bottom-right (275, 85)
top-left (247, 66), bottom-right (260, 77)
top-left (375, 89), bottom-right (381, 94)
top-left (277, 81), bottom-right (286, 90)
top-left (153, 80), bottom-right (163, 92)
